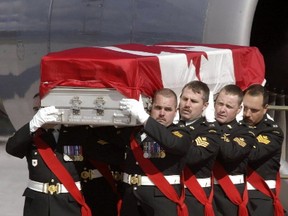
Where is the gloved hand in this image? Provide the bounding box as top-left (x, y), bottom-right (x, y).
top-left (29, 106), bottom-right (60, 132)
top-left (120, 98), bottom-right (149, 124)
top-left (204, 91), bottom-right (215, 122)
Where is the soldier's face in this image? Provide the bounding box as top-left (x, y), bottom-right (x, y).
top-left (214, 91), bottom-right (241, 124)
top-left (179, 88), bottom-right (207, 121)
top-left (150, 94), bottom-right (177, 127)
top-left (243, 94), bottom-right (267, 126)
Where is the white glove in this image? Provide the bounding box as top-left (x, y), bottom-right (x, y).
top-left (29, 106), bottom-right (60, 132)
top-left (204, 91), bottom-right (215, 122)
top-left (120, 98), bottom-right (149, 124)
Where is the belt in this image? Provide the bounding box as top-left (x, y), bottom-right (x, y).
top-left (81, 169), bottom-right (103, 181)
top-left (247, 180), bottom-right (276, 190)
top-left (122, 172), bottom-right (180, 186)
top-left (185, 177), bottom-right (211, 188)
top-left (214, 174), bottom-right (244, 185)
top-left (28, 180), bottom-right (81, 195)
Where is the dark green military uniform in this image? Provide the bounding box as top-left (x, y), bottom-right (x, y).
top-left (120, 117), bottom-right (191, 216)
top-left (178, 116), bottom-right (220, 215)
top-left (6, 124), bottom-right (90, 216)
top-left (213, 119), bottom-right (255, 216)
top-left (246, 114), bottom-right (285, 216)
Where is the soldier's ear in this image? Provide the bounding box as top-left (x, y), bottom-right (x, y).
top-left (262, 104), bottom-right (268, 115)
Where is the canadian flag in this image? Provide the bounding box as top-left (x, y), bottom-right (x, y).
top-left (40, 42), bottom-right (265, 100)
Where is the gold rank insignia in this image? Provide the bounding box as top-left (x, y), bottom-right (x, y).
top-left (97, 139), bottom-right (108, 145)
top-left (172, 131), bottom-right (183, 138)
top-left (256, 135), bottom-right (270, 144)
top-left (221, 133), bottom-right (230, 142)
top-left (195, 137), bottom-right (209, 147)
top-left (233, 137), bottom-right (247, 147)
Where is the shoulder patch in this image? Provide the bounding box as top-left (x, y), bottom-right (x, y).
top-left (233, 137), bottom-right (247, 147)
top-left (195, 137), bottom-right (209, 147)
top-left (172, 131), bottom-right (183, 138)
top-left (256, 135), bottom-right (270, 144)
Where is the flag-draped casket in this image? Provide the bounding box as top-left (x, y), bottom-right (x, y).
top-left (40, 42), bottom-right (265, 126)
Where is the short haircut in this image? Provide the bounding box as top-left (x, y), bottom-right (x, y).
top-left (180, 80), bottom-right (210, 102)
top-left (153, 88), bottom-right (178, 108)
top-left (243, 84), bottom-right (268, 107)
top-left (216, 84), bottom-right (243, 106)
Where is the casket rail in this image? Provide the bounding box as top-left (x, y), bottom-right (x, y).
top-left (41, 87), bottom-right (151, 126)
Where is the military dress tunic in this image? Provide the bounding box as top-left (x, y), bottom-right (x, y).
top-left (213, 119), bottom-right (255, 216)
top-left (179, 117), bottom-right (220, 216)
top-left (120, 117), bottom-right (191, 216)
top-left (84, 126), bottom-right (129, 216)
top-left (246, 114), bottom-right (284, 216)
top-left (6, 123), bottom-right (90, 216)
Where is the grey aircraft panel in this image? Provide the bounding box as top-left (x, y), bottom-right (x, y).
top-left (0, 0), bottom-right (209, 130)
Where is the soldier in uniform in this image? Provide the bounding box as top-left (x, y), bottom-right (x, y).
top-left (177, 80), bottom-right (221, 216)
top-left (119, 88), bottom-right (191, 216)
top-left (84, 126), bottom-right (128, 216)
top-left (56, 125), bottom-right (121, 216)
top-left (6, 94), bottom-right (119, 216)
top-left (242, 84), bottom-right (286, 216)
top-left (5, 103), bottom-right (91, 216)
top-left (212, 84), bottom-right (255, 216)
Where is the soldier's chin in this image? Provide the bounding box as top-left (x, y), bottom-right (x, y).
top-left (156, 119), bottom-right (168, 126)
top-left (243, 118), bottom-right (253, 125)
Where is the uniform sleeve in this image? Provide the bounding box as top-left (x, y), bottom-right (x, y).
top-left (185, 127), bottom-right (220, 166)
top-left (143, 117), bottom-right (191, 155)
top-left (249, 125), bottom-right (284, 162)
top-left (6, 123), bottom-right (33, 158)
top-left (219, 126), bottom-right (255, 162)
